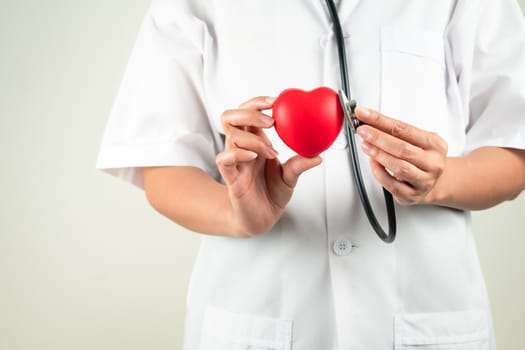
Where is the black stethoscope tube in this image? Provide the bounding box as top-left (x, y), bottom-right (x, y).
top-left (325, 0), bottom-right (397, 243)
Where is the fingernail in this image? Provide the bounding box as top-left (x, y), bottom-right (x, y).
top-left (269, 147), bottom-right (279, 158)
top-left (357, 106), bottom-right (370, 118)
top-left (245, 151), bottom-right (258, 160)
top-left (361, 141), bottom-right (376, 156)
top-left (260, 114), bottom-right (274, 126)
top-left (265, 96), bottom-right (277, 104)
top-left (357, 127), bottom-right (371, 141)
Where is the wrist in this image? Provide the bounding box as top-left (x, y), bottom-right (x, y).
top-left (219, 187), bottom-right (244, 237)
top-left (423, 157), bottom-right (456, 207)
top-left (221, 188), bottom-right (258, 238)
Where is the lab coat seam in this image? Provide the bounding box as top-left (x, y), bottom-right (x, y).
top-left (96, 138), bottom-right (219, 181)
top-left (381, 49), bottom-right (445, 69)
top-left (99, 137), bottom-right (211, 148)
top-left (380, 25), bottom-right (446, 69)
top-left (399, 333), bottom-right (489, 346)
top-left (202, 305), bottom-right (293, 349)
top-left (199, 9), bottom-right (221, 150)
top-left (205, 334), bottom-right (285, 349)
top-left (394, 308), bottom-right (490, 346)
top-left (443, 25), bottom-right (468, 138)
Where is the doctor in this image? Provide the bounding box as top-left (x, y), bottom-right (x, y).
top-left (97, 0), bottom-right (525, 349)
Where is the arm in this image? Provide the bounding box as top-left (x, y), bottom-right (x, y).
top-left (355, 106), bottom-right (525, 210)
top-left (143, 166), bottom-right (234, 236)
top-left (143, 96), bottom-right (321, 238)
top-left (430, 147), bottom-right (525, 210)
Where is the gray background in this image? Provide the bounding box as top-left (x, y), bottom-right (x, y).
top-left (0, 0), bottom-right (524, 349)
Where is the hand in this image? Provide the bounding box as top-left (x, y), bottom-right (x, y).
top-left (215, 96), bottom-right (322, 237)
top-left (355, 107), bottom-right (448, 205)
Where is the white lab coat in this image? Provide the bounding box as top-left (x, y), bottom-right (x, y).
top-left (96, 0), bottom-right (525, 349)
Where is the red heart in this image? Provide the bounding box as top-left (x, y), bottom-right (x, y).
top-left (272, 87), bottom-right (344, 157)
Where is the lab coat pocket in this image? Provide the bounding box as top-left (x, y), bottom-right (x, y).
top-left (394, 309), bottom-right (489, 350)
top-left (199, 305), bottom-right (294, 350)
top-left (380, 24), bottom-right (449, 137)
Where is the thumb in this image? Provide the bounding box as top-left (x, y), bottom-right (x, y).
top-left (282, 155), bottom-right (322, 189)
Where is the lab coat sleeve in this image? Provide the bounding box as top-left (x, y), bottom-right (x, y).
top-left (95, 1), bottom-right (220, 188)
top-left (447, 0), bottom-right (525, 154)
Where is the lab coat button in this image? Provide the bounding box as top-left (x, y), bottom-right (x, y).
top-left (333, 239), bottom-right (352, 256)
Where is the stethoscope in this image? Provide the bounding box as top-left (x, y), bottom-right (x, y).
top-left (325, 0), bottom-right (397, 243)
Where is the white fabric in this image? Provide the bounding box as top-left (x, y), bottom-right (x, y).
top-left (96, 0), bottom-right (525, 348)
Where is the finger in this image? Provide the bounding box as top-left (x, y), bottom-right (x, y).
top-left (369, 159), bottom-right (418, 205)
top-left (357, 125), bottom-right (433, 170)
top-left (361, 140), bottom-right (425, 185)
top-left (226, 128), bottom-right (279, 159)
top-left (216, 149), bottom-right (258, 184)
top-left (356, 106), bottom-right (447, 152)
top-left (221, 108), bottom-right (274, 131)
top-left (239, 96), bottom-right (276, 110)
top-left (282, 155), bottom-right (322, 189)
top-left (358, 126), bottom-right (443, 172)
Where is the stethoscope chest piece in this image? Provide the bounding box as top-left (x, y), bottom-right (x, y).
top-left (337, 89), bottom-right (361, 133)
